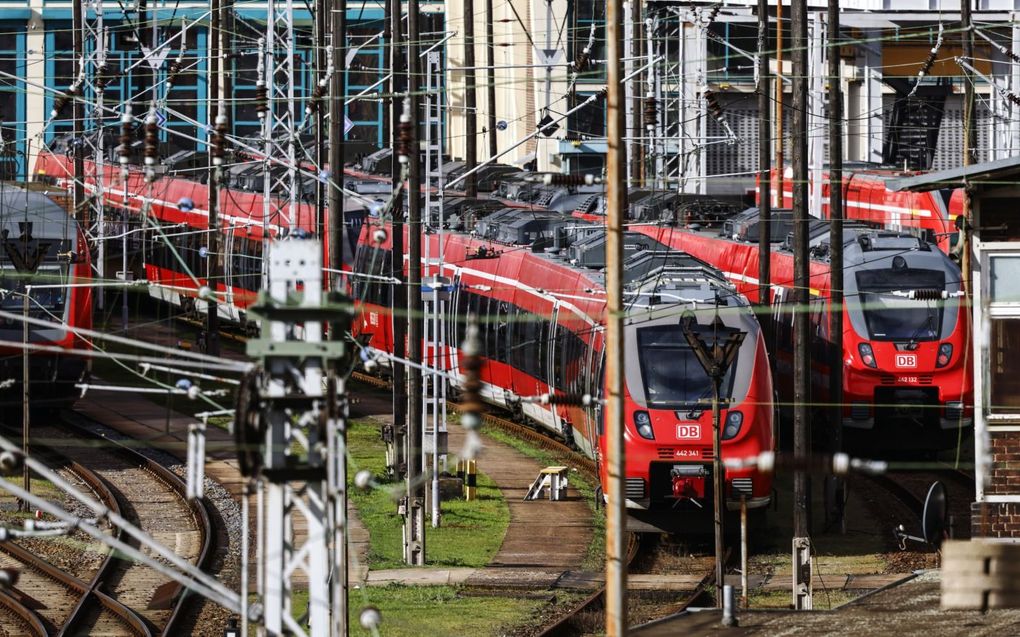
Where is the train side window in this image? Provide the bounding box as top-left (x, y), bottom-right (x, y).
top-left (538, 316), bottom-right (550, 385)
top-left (510, 305), bottom-right (526, 370)
top-left (517, 310), bottom-right (537, 378)
top-left (553, 325), bottom-right (567, 389)
top-left (496, 301), bottom-right (510, 363)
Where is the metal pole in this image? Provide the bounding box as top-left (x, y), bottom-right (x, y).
top-left (463, 0), bottom-right (477, 197)
top-left (21, 288), bottom-right (29, 511)
top-left (961, 0), bottom-right (974, 292)
top-left (605, 0), bottom-right (628, 629)
top-left (207, 0), bottom-right (221, 357)
top-left (315, 0), bottom-right (327, 243)
top-left (741, 496), bottom-right (748, 608)
top-left (388, 0), bottom-right (407, 481)
top-left (331, 0), bottom-right (347, 294)
top-left (241, 481), bottom-right (250, 637)
top-left (72, 0), bottom-right (85, 220)
top-left (712, 375), bottom-right (725, 607)
top-left (791, 0), bottom-right (812, 610)
top-left (329, 0), bottom-right (349, 633)
top-left (485, 0), bottom-right (497, 157)
top-left (757, 0), bottom-right (772, 317)
top-left (406, 0), bottom-right (426, 566)
top-left (827, 0), bottom-right (845, 532)
top-left (775, 0), bottom-right (784, 207)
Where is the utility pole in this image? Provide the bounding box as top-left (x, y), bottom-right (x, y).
top-left (71, 0), bottom-right (84, 218)
top-left (242, 238), bottom-right (352, 637)
top-left (605, 0), bottom-right (627, 630)
top-left (463, 0), bottom-right (478, 198)
top-left (791, 0), bottom-right (813, 611)
top-left (682, 314), bottom-right (745, 608)
top-left (207, 0), bottom-right (221, 357)
top-left (961, 0), bottom-right (975, 291)
top-left (775, 0), bottom-right (784, 207)
top-left (315, 0), bottom-right (327, 242)
top-left (328, 0), bottom-right (349, 633)
top-left (388, 0), bottom-right (408, 481)
top-left (827, 0), bottom-right (845, 532)
top-left (405, 0), bottom-right (426, 566)
top-left (331, 0), bottom-right (347, 292)
top-left (485, 0), bottom-right (497, 157)
top-left (757, 0), bottom-right (771, 315)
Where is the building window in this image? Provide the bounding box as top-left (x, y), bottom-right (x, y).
top-left (990, 318), bottom-right (1020, 415)
top-left (570, 0), bottom-right (605, 83)
top-left (986, 252), bottom-right (1020, 417)
top-left (567, 92), bottom-right (606, 139)
top-left (0, 24), bottom-right (25, 180)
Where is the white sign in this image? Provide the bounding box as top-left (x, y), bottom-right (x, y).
top-left (895, 354), bottom-right (917, 368)
top-left (676, 424), bottom-right (701, 440)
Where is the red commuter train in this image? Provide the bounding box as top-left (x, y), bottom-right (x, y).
top-left (36, 150), bottom-right (776, 526)
top-left (762, 166), bottom-right (965, 256)
top-left (353, 212), bottom-right (775, 526)
top-left (633, 209), bottom-right (972, 450)
top-left (0, 185), bottom-right (92, 410)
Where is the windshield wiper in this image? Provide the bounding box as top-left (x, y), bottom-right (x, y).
top-left (905, 310), bottom-right (937, 351)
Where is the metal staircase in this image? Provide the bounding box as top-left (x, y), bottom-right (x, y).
top-left (882, 78), bottom-right (952, 170)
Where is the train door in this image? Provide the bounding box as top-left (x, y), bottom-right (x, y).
top-left (445, 269), bottom-right (463, 382)
top-left (222, 231), bottom-right (238, 321)
top-left (544, 302), bottom-right (562, 432)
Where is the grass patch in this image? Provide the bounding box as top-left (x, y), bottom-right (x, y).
top-left (748, 588), bottom-right (857, 610)
top-left (480, 426), bottom-right (605, 571)
top-left (290, 585), bottom-right (559, 637)
top-left (348, 419), bottom-right (509, 569)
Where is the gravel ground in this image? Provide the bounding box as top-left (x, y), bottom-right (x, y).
top-left (73, 416), bottom-right (243, 635)
top-left (0, 467), bottom-right (110, 581)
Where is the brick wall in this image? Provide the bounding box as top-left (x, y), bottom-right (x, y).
top-left (986, 431), bottom-right (1020, 496)
top-left (972, 502), bottom-right (1020, 539)
top-left (974, 431), bottom-right (1020, 538)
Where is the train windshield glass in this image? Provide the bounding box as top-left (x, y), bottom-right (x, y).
top-left (637, 324), bottom-right (736, 408)
top-left (856, 268), bottom-right (946, 341)
top-left (0, 265), bottom-right (69, 320)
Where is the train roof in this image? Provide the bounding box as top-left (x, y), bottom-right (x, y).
top-left (0, 186), bottom-right (79, 241)
top-left (454, 203), bottom-right (742, 311)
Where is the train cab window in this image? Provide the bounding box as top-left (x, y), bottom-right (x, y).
top-left (636, 325), bottom-right (737, 407)
top-left (855, 268), bottom-right (946, 341)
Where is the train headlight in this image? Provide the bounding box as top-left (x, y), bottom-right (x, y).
top-left (722, 411), bottom-right (743, 440)
top-left (858, 343), bottom-right (877, 368)
top-left (936, 343), bottom-right (953, 368)
top-left (633, 411), bottom-right (654, 440)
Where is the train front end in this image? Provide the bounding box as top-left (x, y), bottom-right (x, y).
top-left (602, 279), bottom-right (774, 529)
top-left (841, 232), bottom-right (972, 449)
top-left (0, 187), bottom-right (92, 412)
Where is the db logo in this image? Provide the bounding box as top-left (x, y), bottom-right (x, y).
top-left (895, 354), bottom-right (917, 368)
top-left (676, 424), bottom-right (701, 439)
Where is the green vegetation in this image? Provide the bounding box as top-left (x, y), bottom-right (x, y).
top-left (347, 419), bottom-right (509, 569)
top-left (289, 585), bottom-right (564, 637)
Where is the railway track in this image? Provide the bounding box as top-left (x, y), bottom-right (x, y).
top-left (866, 466), bottom-right (975, 545)
top-left (0, 414), bottom-right (217, 636)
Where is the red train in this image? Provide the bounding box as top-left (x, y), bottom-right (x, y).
top-left (37, 148), bottom-right (776, 524)
top-left (0, 185), bottom-right (92, 410)
top-left (35, 150), bottom-right (322, 329)
top-left (762, 166), bottom-right (965, 256)
top-left (633, 209), bottom-right (973, 450)
top-left (352, 212), bottom-right (775, 525)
